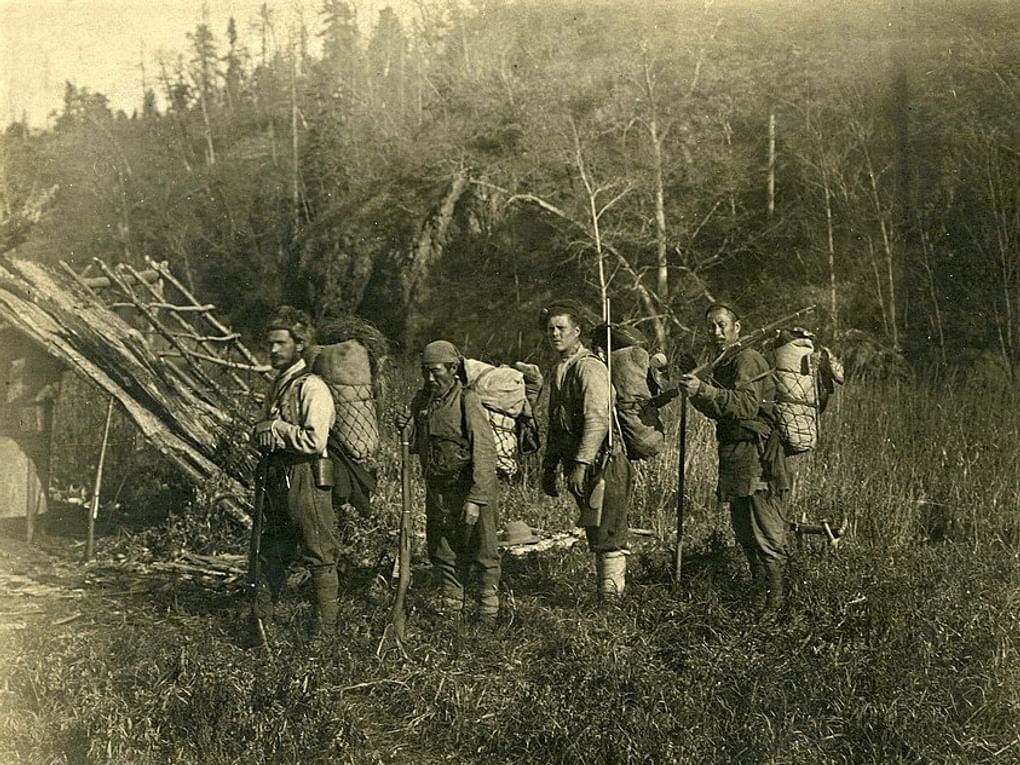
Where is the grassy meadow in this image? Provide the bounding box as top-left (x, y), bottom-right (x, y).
top-left (1, 374), bottom-right (1019, 764)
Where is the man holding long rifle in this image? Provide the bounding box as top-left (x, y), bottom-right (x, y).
top-left (540, 301), bottom-right (633, 601)
top-left (246, 455), bottom-right (269, 648)
top-left (677, 303), bottom-right (793, 613)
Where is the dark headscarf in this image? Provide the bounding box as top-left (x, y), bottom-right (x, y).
top-left (421, 340), bottom-right (462, 365)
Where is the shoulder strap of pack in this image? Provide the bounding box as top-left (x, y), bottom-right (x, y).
top-left (284, 369), bottom-right (312, 399)
top-left (562, 349), bottom-right (601, 387)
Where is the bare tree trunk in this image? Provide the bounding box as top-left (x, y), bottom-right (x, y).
top-left (987, 148), bottom-right (1017, 380)
top-left (290, 40), bottom-right (301, 231)
top-left (268, 119), bottom-right (278, 167)
top-left (723, 117), bottom-right (737, 219)
top-left (460, 20), bottom-right (472, 79)
top-left (882, 215), bottom-right (898, 349)
top-left (767, 111), bottom-right (776, 218)
top-left (823, 173), bottom-right (838, 337)
top-left (919, 227), bottom-right (947, 370)
top-left (572, 128), bottom-right (608, 300)
top-left (499, 53), bottom-right (516, 108)
top-left (157, 61), bottom-right (193, 173)
top-left (642, 58), bottom-right (669, 339)
top-left (198, 86), bottom-right (216, 165)
top-left (416, 43), bottom-right (424, 126)
top-left (860, 142), bottom-right (899, 348)
top-left (867, 235), bottom-right (891, 340)
top-left (0, 148), bottom-right (11, 220)
top-left (399, 34), bottom-right (407, 120)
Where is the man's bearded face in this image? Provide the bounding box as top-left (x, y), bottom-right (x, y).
top-left (267, 329), bottom-right (302, 371)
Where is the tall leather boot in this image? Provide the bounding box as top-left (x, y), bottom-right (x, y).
top-left (763, 559), bottom-right (785, 613)
top-left (311, 567), bottom-right (339, 637)
top-left (744, 548), bottom-right (766, 608)
top-left (598, 551), bottom-right (627, 601)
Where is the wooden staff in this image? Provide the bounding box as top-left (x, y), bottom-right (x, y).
top-left (390, 418), bottom-right (414, 648)
top-left (674, 393), bottom-right (688, 585)
top-left (86, 399), bottom-right (114, 561)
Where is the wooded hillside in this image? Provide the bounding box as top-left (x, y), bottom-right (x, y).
top-left (3, 0), bottom-right (1018, 378)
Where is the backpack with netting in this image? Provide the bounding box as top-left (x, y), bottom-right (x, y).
top-left (770, 328), bottom-right (844, 455)
top-left (306, 318), bottom-right (388, 463)
top-left (463, 358), bottom-right (542, 480)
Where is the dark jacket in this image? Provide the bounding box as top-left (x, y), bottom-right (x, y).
top-left (409, 381), bottom-right (497, 506)
top-left (689, 347), bottom-right (787, 500)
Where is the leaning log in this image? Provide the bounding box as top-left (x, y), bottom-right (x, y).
top-left (0, 256), bottom-right (256, 524)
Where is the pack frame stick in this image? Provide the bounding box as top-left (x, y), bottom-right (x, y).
top-left (605, 298), bottom-right (613, 453)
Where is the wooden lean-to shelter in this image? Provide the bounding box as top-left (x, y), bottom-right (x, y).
top-left (0, 253), bottom-right (270, 528)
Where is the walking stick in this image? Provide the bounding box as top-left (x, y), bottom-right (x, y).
top-left (85, 398), bottom-right (115, 561)
top-left (247, 455), bottom-right (270, 649)
top-left (586, 300), bottom-right (613, 523)
top-left (674, 394), bottom-right (687, 585)
top-left (390, 418), bottom-right (414, 647)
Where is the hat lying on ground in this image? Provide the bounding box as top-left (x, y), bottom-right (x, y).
top-left (500, 520), bottom-right (541, 546)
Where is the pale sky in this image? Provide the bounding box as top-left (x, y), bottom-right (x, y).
top-left (0, 0), bottom-right (417, 127)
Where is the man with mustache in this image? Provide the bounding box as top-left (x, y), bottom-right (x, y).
top-left (251, 306), bottom-right (340, 640)
top-left (400, 340), bottom-right (500, 623)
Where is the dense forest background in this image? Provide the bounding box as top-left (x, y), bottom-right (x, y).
top-left (2, 0), bottom-right (1019, 379)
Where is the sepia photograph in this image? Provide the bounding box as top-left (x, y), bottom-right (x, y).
top-left (1, 0), bottom-right (1018, 762)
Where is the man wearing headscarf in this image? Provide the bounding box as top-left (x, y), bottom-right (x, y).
top-left (399, 340), bottom-right (501, 622)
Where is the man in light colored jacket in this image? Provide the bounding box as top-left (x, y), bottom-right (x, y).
top-left (252, 306), bottom-right (339, 638)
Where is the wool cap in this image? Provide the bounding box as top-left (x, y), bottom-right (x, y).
top-left (537, 299), bottom-right (593, 330)
top-left (421, 340), bottom-right (462, 365)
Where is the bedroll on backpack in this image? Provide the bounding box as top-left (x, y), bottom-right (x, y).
top-left (772, 336), bottom-right (818, 454)
top-left (610, 345), bottom-right (666, 460)
top-left (308, 340), bottom-right (379, 462)
top-left (464, 358), bottom-right (540, 480)
top-left (590, 323), bottom-right (666, 461)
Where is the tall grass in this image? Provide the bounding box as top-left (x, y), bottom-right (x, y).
top-left (2, 375), bottom-right (1019, 764)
